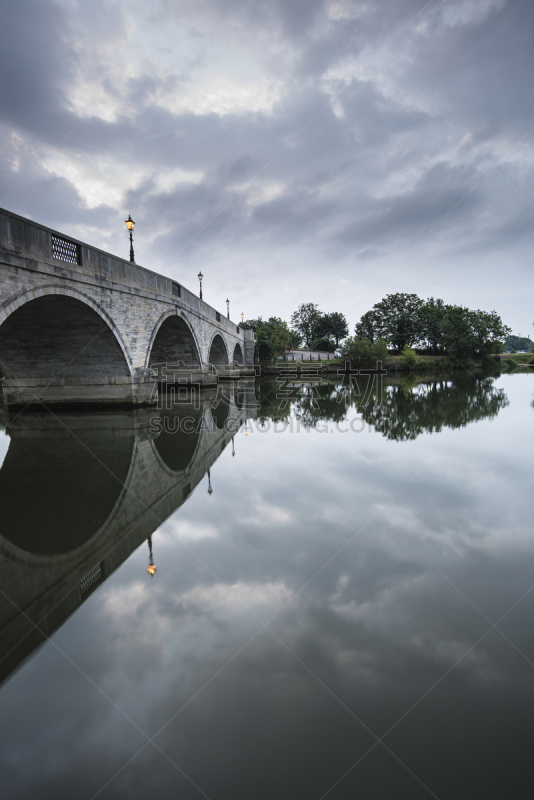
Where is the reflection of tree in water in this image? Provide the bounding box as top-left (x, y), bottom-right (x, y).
top-left (293, 382), bottom-right (349, 427)
top-left (256, 373), bottom-right (508, 439)
top-left (358, 374), bottom-right (509, 440)
top-left (255, 379), bottom-right (292, 425)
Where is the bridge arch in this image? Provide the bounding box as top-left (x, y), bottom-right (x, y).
top-left (146, 310), bottom-right (202, 368)
top-left (0, 285), bottom-right (133, 380)
top-left (233, 343), bottom-right (244, 365)
top-left (208, 333), bottom-right (229, 366)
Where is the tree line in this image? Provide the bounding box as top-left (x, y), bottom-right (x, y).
top-left (242, 293), bottom-right (511, 363)
top-left (353, 293), bottom-right (510, 361)
top-left (241, 304), bottom-right (349, 361)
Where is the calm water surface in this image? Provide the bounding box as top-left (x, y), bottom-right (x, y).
top-left (0, 372), bottom-right (533, 799)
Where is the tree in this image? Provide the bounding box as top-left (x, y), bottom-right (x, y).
top-left (504, 334), bottom-right (532, 353)
top-left (420, 297), bottom-right (446, 354)
top-left (241, 316), bottom-right (291, 361)
top-left (400, 344), bottom-right (418, 369)
top-left (354, 293), bottom-right (510, 361)
top-left (291, 303), bottom-right (321, 348)
top-left (289, 329), bottom-right (304, 350)
top-left (310, 337), bottom-right (336, 353)
top-left (355, 293), bottom-right (425, 353)
top-left (312, 314), bottom-right (333, 343)
top-left (313, 312), bottom-right (348, 346)
top-left (441, 306), bottom-right (511, 361)
top-left (339, 337), bottom-right (388, 368)
top-left (354, 310), bottom-right (379, 343)
top-left (328, 312), bottom-right (349, 346)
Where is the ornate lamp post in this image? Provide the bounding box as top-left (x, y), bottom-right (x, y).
top-left (198, 271), bottom-right (203, 300)
top-left (125, 215), bottom-right (135, 263)
top-left (207, 468), bottom-right (213, 496)
top-left (240, 312), bottom-right (244, 324)
top-left (226, 298), bottom-right (230, 319)
top-left (147, 535), bottom-right (156, 576)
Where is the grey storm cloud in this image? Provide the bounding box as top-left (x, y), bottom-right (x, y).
top-left (0, 0), bottom-right (532, 329)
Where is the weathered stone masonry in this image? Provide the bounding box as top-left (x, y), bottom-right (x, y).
top-left (0, 207), bottom-right (255, 406)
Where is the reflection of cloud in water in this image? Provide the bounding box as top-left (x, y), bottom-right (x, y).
top-left (0, 376), bottom-right (533, 799)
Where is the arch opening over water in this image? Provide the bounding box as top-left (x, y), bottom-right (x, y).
top-left (0, 295), bottom-right (130, 380)
top-left (233, 343), bottom-right (244, 365)
top-left (149, 315), bottom-right (201, 367)
top-left (208, 334), bottom-right (229, 366)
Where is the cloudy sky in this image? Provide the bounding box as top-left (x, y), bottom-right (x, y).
top-left (0, 0), bottom-right (532, 334)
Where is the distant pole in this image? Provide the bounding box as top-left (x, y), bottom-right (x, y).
top-left (198, 271), bottom-right (203, 300)
top-left (226, 298), bottom-right (230, 319)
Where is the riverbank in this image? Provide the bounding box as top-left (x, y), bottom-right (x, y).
top-left (260, 352), bottom-right (534, 375)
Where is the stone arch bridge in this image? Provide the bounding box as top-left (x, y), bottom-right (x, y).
top-left (0, 208), bottom-right (255, 408)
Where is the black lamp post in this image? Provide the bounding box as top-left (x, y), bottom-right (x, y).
top-left (147, 535), bottom-right (156, 576)
top-left (207, 468), bottom-right (213, 496)
top-left (226, 298), bottom-right (230, 319)
top-left (240, 312), bottom-right (244, 324)
top-left (125, 215), bottom-right (135, 263)
top-left (198, 271), bottom-right (203, 300)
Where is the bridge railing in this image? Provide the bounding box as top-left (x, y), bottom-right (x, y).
top-left (0, 206), bottom-right (247, 340)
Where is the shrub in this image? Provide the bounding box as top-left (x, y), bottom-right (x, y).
top-left (400, 344), bottom-right (418, 370)
top-left (310, 337), bottom-right (336, 353)
top-left (340, 337), bottom-right (388, 369)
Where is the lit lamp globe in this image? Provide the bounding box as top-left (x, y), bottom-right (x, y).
top-left (125, 215), bottom-right (135, 262)
top-left (147, 563), bottom-right (157, 577)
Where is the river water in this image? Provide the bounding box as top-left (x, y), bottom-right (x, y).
top-left (0, 371), bottom-right (533, 799)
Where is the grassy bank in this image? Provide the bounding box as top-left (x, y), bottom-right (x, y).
top-left (260, 353), bottom-right (534, 375)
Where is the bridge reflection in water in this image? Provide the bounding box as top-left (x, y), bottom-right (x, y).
top-left (0, 380), bottom-right (257, 685)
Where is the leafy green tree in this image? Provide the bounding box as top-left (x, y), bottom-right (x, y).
top-left (354, 310), bottom-right (379, 343)
top-left (441, 307), bottom-right (511, 361)
top-left (420, 297), bottom-right (446, 354)
top-left (355, 293), bottom-right (425, 353)
top-left (400, 344), bottom-right (418, 369)
top-left (339, 337), bottom-right (388, 368)
top-left (312, 312), bottom-right (349, 346)
top-left (310, 337), bottom-right (336, 353)
top-left (241, 316), bottom-right (291, 361)
top-left (503, 335), bottom-right (532, 352)
top-left (328, 312), bottom-right (349, 346)
top-left (291, 303), bottom-right (321, 348)
top-left (289, 329), bottom-right (304, 350)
